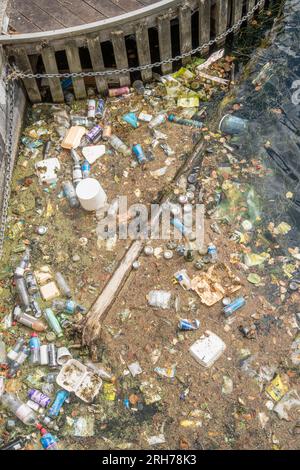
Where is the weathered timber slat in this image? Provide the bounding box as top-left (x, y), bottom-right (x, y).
top-left (13, 48), bottom-right (41, 103)
top-left (215, 0), bottom-right (229, 43)
top-left (41, 46), bottom-right (64, 102)
top-left (87, 36), bottom-right (108, 93)
top-left (65, 42), bottom-right (87, 99)
top-left (135, 22), bottom-right (152, 81)
top-left (158, 13), bottom-right (173, 75)
top-left (179, 3), bottom-right (192, 65)
top-left (198, 0), bottom-right (211, 55)
top-left (111, 30), bottom-right (131, 87)
top-left (232, 0), bottom-right (244, 24)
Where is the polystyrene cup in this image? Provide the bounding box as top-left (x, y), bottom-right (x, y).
top-left (76, 178), bottom-right (107, 211)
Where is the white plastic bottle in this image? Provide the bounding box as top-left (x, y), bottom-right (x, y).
top-left (1, 393), bottom-right (37, 426)
top-left (109, 135), bottom-right (131, 156)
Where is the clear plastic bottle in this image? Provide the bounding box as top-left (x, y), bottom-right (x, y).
top-left (13, 307), bottom-right (47, 332)
top-left (1, 393), bottom-right (37, 426)
top-left (7, 337), bottom-right (25, 364)
top-left (0, 335), bottom-right (7, 369)
top-left (72, 163), bottom-right (83, 187)
top-left (207, 243), bottom-right (218, 263)
top-left (62, 181), bottom-right (79, 209)
top-left (71, 116), bottom-right (94, 128)
top-left (8, 344), bottom-right (30, 377)
top-left (55, 272), bottom-right (72, 298)
top-left (148, 113), bottom-right (167, 129)
top-left (132, 80), bottom-right (145, 95)
top-left (109, 135), bottom-right (131, 156)
top-left (14, 249), bottom-right (30, 278)
top-left (42, 373), bottom-right (58, 384)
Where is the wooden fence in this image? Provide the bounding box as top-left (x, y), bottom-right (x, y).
top-left (0, 0), bottom-right (267, 103)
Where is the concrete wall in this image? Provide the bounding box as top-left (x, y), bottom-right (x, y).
top-left (0, 0), bottom-right (26, 213)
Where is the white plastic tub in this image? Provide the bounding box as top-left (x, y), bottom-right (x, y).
top-left (75, 178), bottom-right (107, 211)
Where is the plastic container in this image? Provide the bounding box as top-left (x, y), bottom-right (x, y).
top-left (0, 336), bottom-right (7, 368)
top-left (219, 114), bottom-right (248, 135)
top-left (76, 178), bottom-right (107, 211)
top-left (55, 273), bottom-right (71, 298)
top-left (44, 309), bottom-right (63, 338)
top-left (189, 331), bottom-right (226, 368)
top-left (1, 393), bottom-right (37, 425)
top-left (56, 359), bottom-right (102, 403)
top-left (147, 290), bottom-right (172, 309)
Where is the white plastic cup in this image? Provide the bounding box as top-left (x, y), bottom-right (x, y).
top-left (57, 347), bottom-right (72, 366)
top-left (76, 178), bottom-right (107, 211)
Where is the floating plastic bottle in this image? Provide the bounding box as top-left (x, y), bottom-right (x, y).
top-left (70, 148), bottom-right (81, 165)
top-left (109, 135), bottom-right (131, 156)
top-left (132, 144), bottom-right (147, 164)
top-left (171, 217), bottom-right (189, 237)
top-left (7, 337), bottom-right (25, 364)
top-left (62, 181), bottom-right (79, 208)
top-left (48, 390), bottom-right (70, 418)
top-left (52, 299), bottom-right (83, 315)
top-left (29, 333), bottom-right (40, 365)
top-left (38, 424), bottom-right (59, 450)
top-left (0, 335), bottom-right (7, 369)
top-left (13, 307), bottom-right (47, 332)
top-left (30, 299), bottom-right (42, 319)
top-left (178, 319), bottom-right (200, 331)
top-left (207, 243), bottom-right (218, 263)
top-left (55, 272), bottom-right (72, 298)
top-left (14, 249), bottom-right (30, 278)
top-left (148, 113), bottom-right (167, 129)
top-left (72, 163), bottom-right (83, 187)
top-left (132, 80), bottom-right (145, 95)
top-left (71, 116), bottom-right (94, 128)
top-left (43, 309), bottom-right (63, 338)
top-left (42, 373), bottom-right (58, 384)
top-left (8, 344), bottom-right (30, 378)
top-left (0, 437), bottom-right (26, 450)
top-left (15, 278), bottom-right (30, 309)
top-left (168, 114), bottom-right (203, 128)
top-left (102, 123), bottom-right (112, 140)
top-left (81, 160), bottom-right (91, 178)
top-left (1, 393), bottom-right (37, 426)
top-left (223, 297), bottom-right (246, 318)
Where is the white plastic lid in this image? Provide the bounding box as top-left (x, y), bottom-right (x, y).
top-left (76, 178), bottom-right (101, 201)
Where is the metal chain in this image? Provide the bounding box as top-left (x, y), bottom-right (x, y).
top-left (0, 0), bottom-right (265, 259)
top-left (7, 0), bottom-right (265, 81)
top-left (0, 78), bottom-right (15, 259)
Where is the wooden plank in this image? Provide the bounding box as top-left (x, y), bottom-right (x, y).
top-left (65, 42), bottom-right (87, 99)
top-left (111, 30), bottom-right (130, 87)
top-left (111, 0), bottom-right (144, 12)
top-left (41, 46), bottom-right (64, 103)
top-left (198, 0), bottom-right (210, 55)
top-left (135, 21), bottom-right (152, 81)
top-left (13, 0), bottom-right (65, 30)
top-left (247, 0), bottom-right (257, 13)
top-left (84, 0), bottom-right (124, 17)
top-left (9, 13), bottom-right (41, 33)
top-left (1, 0), bottom-right (184, 45)
top-left (179, 4), bottom-right (192, 65)
top-left (157, 13), bottom-right (172, 75)
top-left (232, 0), bottom-right (243, 25)
top-left (13, 48), bottom-right (41, 103)
top-left (87, 36), bottom-right (108, 93)
top-left (215, 0), bottom-right (229, 43)
top-left (58, 0), bottom-right (105, 22)
top-left (32, 0), bottom-right (85, 28)
top-left (82, 240), bottom-right (143, 345)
